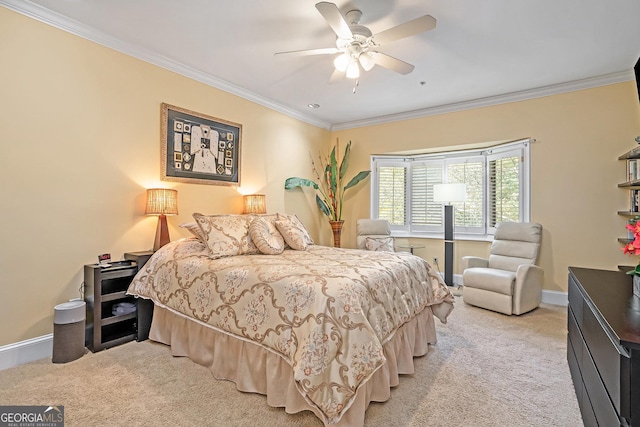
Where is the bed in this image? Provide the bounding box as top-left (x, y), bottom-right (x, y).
top-left (127, 213), bottom-right (454, 426)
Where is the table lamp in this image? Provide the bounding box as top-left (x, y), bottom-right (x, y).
top-left (243, 194), bottom-right (266, 214)
top-left (433, 183), bottom-right (466, 287)
top-left (146, 188), bottom-right (178, 251)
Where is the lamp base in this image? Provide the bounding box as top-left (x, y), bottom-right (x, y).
top-left (444, 204), bottom-right (454, 287)
top-left (153, 214), bottom-right (170, 252)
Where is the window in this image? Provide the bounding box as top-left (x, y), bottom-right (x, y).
top-left (377, 163), bottom-right (407, 225)
top-left (371, 139), bottom-right (531, 237)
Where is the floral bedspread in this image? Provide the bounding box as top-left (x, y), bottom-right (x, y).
top-left (127, 238), bottom-right (453, 424)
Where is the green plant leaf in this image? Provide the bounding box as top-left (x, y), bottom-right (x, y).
top-left (339, 140), bottom-right (351, 180)
top-left (284, 177), bottom-right (319, 190)
top-left (316, 194), bottom-right (331, 218)
top-left (344, 170), bottom-right (371, 190)
top-left (329, 146), bottom-right (338, 196)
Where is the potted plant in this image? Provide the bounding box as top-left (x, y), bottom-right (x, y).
top-left (284, 140), bottom-right (370, 247)
top-left (622, 218), bottom-right (640, 297)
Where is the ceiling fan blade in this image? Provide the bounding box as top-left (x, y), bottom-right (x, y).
top-left (274, 47), bottom-right (340, 57)
top-left (371, 52), bottom-right (415, 75)
top-left (373, 15), bottom-right (436, 45)
top-left (315, 2), bottom-right (353, 40)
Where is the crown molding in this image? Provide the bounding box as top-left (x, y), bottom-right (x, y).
top-left (0, 0), bottom-right (332, 130)
top-left (331, 70), bottom-right (635, 130)
top-left (2, 0), bottom-right (634, 132)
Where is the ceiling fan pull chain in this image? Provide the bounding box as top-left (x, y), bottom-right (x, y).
top-left (353, 79), bottom-right (359, 94)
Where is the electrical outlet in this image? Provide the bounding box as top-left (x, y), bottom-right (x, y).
top-left (433, 257), bottom-right (439, 265)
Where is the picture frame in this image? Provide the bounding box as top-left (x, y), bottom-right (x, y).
top-left (160, 103), bottom-right (242, 186)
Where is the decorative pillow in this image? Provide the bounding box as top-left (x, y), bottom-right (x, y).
top-left (365, 236), bottom-right (395, 252)
top-left (179, 222), bottom-right (205, 242)
top-left (257, 213), bottom-right (280, 234)
top-left (275, 213), bottom-right (313, 251)
top-left (249, 217), bottom-right (285, 255)
top-left (192, 213), bottom-right (259, 258)
top-left (276, 213), bottom-right (314, 244)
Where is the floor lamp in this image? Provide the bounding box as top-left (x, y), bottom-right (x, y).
top-left (433, 183), bottom-right (466, 287)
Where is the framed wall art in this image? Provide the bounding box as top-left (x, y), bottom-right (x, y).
top-left (160, 103), bottom-right (242, 186)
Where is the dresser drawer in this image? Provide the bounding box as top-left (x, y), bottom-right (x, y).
top-left (582, 300), bottom-right (625, 415)
top-left (580, 319), bottom-right (621, 427)
top-left (568, 319), bottom-right (581, 393)
top-left (568, 275), bottom-right (583, 324)
top-left (568, 308), bottom-right (600, 427)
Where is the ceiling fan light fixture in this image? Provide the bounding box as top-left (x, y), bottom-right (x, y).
top-left (358, 52), bottom-right (376, 71)
top-left (334, 53), bottom-right (350, 72)
top-left (346, 60), bottom-right (360, 79)
top-left (275, 2), bottom-right (436, 85)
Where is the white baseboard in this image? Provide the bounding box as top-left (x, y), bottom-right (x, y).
top-left (541, 290), bottom-right (568, 306)
top-left (0, 334), bottom-right (52, 371)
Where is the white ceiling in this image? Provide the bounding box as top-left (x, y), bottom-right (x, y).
top-left (4, 0), bottom-right (640, 130)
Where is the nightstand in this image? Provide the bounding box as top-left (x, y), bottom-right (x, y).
top-left (124, 251), bottom-right (154, 341)
top-left (84, 250), bottom-right (154, 352)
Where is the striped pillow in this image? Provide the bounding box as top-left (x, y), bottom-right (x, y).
top-left (249, 217), bottom-right (285, 255)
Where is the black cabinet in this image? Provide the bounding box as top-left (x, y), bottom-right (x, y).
top-left (567, 267), bottom-right (640, 426)
top-left (84, 251), bottom-right (153, 352)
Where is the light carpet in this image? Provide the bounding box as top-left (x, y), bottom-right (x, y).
top-left (0, 296), bottom-right (583, 426)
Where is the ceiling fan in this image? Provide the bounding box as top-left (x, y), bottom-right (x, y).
top-left (275, 2), bottom-right (436, 82)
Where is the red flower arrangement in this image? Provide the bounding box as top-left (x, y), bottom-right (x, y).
top-left (623, 220), bottom-right (640, 275)
top-left (623, 221), bottom-right (640, 255)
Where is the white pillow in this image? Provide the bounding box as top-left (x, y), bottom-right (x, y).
top-left (249, 217), bottom-right (285, 255)
top-left (365, 236), bottom-right (395, 252)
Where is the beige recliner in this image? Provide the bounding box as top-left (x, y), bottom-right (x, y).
top-left (462, 222), bottom-right (543, 315)
top-left (356, 219), bottom-right (395, 251)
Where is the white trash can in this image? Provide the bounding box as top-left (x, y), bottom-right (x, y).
top-left (52, 300), bottom-right (86, 363)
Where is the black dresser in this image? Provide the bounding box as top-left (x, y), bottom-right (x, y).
top-left (568, 267), bottom-right (640, 426)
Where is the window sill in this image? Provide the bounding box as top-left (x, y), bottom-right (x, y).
top-left (391, 232), bottom-right (493, 243)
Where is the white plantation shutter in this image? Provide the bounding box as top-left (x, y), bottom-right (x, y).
top-left (488, 148), bottom-right (523, 230)
top-left (411, 161), bottom-right (443, 232)
top-left (371, 139), bottom-right (530, 237)
top-left (446, 157), bottom-right (484, 234)
top-left (377, 164), bottom-right (407, 225)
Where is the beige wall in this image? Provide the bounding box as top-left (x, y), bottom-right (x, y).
top-left (2, 7), bottom-right (640, 347)
top-left (334, 82), bottom-right (640, 294)
top-left (0, 8), bottom-right (329, 346)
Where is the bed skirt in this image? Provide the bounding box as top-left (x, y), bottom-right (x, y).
top-left (149, 304), bottom-right (443, 426)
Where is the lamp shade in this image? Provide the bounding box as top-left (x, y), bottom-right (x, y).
top-left (243, 194), bottom-right (266, 214)
top-left (433, 183), bottom-right (467, 203)
top-left (346, 60), bottom-right (360, 79)
top-left (145, 188), bottom-right (178, 215)
top-left (358, 52), bottom-right (376, 71)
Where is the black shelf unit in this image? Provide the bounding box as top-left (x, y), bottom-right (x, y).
top-left (619, 148), bottom-right (640, 242)
top-left (84, 251), bottom-right (154, 352)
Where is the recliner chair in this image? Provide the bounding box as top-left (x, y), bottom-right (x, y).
top-left (462, 221), bottom-right (543, 315)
